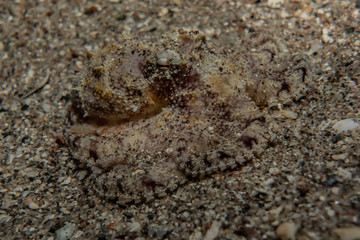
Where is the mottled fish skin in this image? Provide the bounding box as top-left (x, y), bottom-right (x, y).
top-left (66, 28), bottom-right (313, 205)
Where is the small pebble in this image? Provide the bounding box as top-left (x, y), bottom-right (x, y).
top-left (267, 0), bottom-right (284, 8)
top-left (203, 221), bottom-right (221, 240)
top-left (28, 202), bottom-right (40, 210)
top-left (25, 197), bottom-right (40, 210)
top-left (269, 167), bottom-right (280, 175)
top-left (331, 187), bottom-right (340, 195)
top-left (333, 119), bottom-right (359, 133)
top-left (83, 5), bottom-right (99, 15)
top-left (56, 224), bottom-right (76, 240)
top-left (337, 168), bottom-right (352, 180)
top-left (322, 28), bottom-right (334, 43)
top-left (60, 177), bottom-right (71, 185)
top-left (333, 227), bottom-right (360, 240)
top-left (41, 103), bottom-right (52, 113)
top-left (77, 170), bottom-right (87, 181)
top-left (60, 207), bottom-right (71, 215)
top-left (325, 207), bottom-right (335, 217)
top-left (148, 224), bottom-right (172, 239)
top-left (0, 214), bottom-right (12, 224)
top-left (276, 222), bottom-right (298, 240)
top-left (269, 206), bottom-right (283, 217)
top-left (281, 110), bottom-right (297, 120)
top-left (190, 230), bottom-right (203, 240)
top-left (129, 222), bottom-right (141, 233)
top-left (332, 153), bottom-right (347, 161)
top-left (23, 168), bottom-right (39, 178)
top-left (0, 41), bottom-right (5, 51)
top-left (263, 178), bottom-right (275, 186)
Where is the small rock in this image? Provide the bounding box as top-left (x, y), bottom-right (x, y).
top-left (337, 168), bottom-right (352, 180)
top-left (60, 207), bottom-right (71, 215)
top-left (107, 221), bottom-right (117, 231)
top-left (203, 221), bottom-right (221, 240)
top-left (269, 167), bottom-right (280, 175)
top-left (148, 224), bottom-right (172, 239)
top-left (331, 187), bottom-right (340, 195)
top-left (56, 224), bottom-right (76, 240)
top-left (60, 177), bottom-right (71, 185)
top-left (263, 178), bottom-right (275, 186)
top-left (308, 43), bottom-right (323, 55)
top-left (25, 197), bottom-right (40, 210)
top-left (43, 214), bottom-right (55, 223)
top-left (189, 229), bottom-right (203, 240)
top-left (281, 110), bottom-right (297, 119)
top-left (173, 0), bottom-right (182, 6)
top-left (287, 175), bottom-right (295, 183)
top-left (276, 222), bottom-right (298, 240)
top-left (129, 221), bottom-right (141, 233)
top-left (333, 119), bottom-right (359, 133)
top-left (182, 211), bottom-right (190, 219)
top-left (77, 170), bottom-right (87, 180)
top-left (72, 230), bottom-right (84, 239)
top-left (325, 207), bottom-right (335, 217)
top-left (269, 206), bottom-right (283, 217)
top-left (332, 153), bottom-right (347, 161)
top-left (235, 225), bottom-right (256, 239)
top-left (23, 168), bottom-right (39, 178)
top-left (322, 28), bottom-right (334, 43)
top-left (41, 103), bottom-right (52, 113)
top-left (267, 0), bottom-right (284, 8)
top-left (116, 13), bottom-right (126, 21)
top-left (0, 214), bottom-right (12, 224)
top-left (333, 227), bottom-right (360, 240)
top-left (83, 5), bottom-right (99, 15)
top-left (28, 202), bottom-right (40, 210)
top-left (0, 41), bottom-right (5, 52)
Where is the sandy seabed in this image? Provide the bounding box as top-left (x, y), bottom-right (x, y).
top-left (0, 1), bottom-right (359, 239)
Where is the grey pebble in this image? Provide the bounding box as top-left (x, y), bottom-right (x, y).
top-left (148, 224), bottom-right (173, 239)
top-left (55, 224), bottom-right (75, 240)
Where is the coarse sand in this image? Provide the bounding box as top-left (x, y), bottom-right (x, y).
top-left (0, 1), bottom-right (359, 239)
